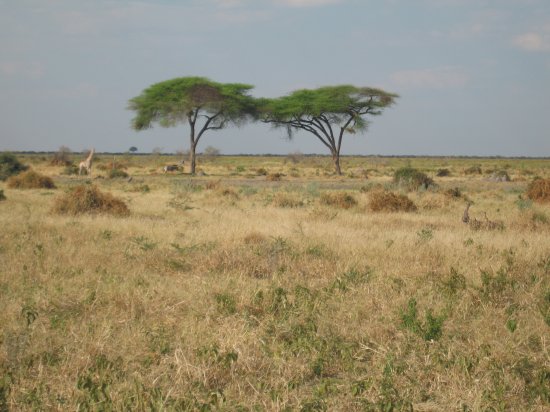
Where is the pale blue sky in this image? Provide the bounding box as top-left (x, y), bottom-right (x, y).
top-left (1, 0), bottom-right (549, 156)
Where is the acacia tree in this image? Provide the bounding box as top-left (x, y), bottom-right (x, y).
top-left (128, 77), bottom-right (255, 174)
top-left (260, 85), bottom-right (398, 175)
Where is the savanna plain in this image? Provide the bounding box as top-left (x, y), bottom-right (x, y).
top-left (1, 153), bottom-right (550, 411)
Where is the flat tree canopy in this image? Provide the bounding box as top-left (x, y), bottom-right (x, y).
top-left (260, 85), bottom-right (398, 174)
top-left (128, 76), bottom-right (255, 174)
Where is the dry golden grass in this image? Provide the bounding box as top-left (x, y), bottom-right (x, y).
top-left (6, 170), bottom-right (56, 189)
top-left (368, 189), bottom-right (417, 212)
top-left (0, 154), bottom-right (549, 411)
top-left (319, 191), bottom-right (358, 209)
top-left (527, 178), bottom-right (550, 203)
top-left (51, 184), bottom-right (130, 216)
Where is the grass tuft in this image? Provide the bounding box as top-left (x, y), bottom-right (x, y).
top-left (368, 190), bottom-right (417, 212)
top-left (52, 185), bottom-right (129, 216)
top-left (6, 170), bottom-right (56, 189)
top-left (319, 192), bottom-right (357, 209)
top-left (393, 167), bottom-right (434, 190)
top-left (526, 178), bottom-right (550, 203)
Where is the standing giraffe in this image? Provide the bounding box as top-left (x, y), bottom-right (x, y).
top-left (462, 201), bottom-right (473, 224)
top-left (79, 148), bottom-right (95, 176)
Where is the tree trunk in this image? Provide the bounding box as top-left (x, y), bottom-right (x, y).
top-left (189, 144), bottom-right (196, 175)
top-left (332, 152), bottom-right (342, 175)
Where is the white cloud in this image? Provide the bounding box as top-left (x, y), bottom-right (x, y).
top-left (390, 67), bottom-right (469, 89)
top-left (512, 31), bottom-right (550, 52)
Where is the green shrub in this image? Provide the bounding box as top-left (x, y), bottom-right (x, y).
top-left (0, 153), bottom-right (28, 181)
top-left (7, 170), bottom-right (56, 189)
top-left (393, 167), bottom-right (434, 190)
top-left (0, 189), bottom-right (5, 201)
top-left (400, 298), bottom-right (445, 341)
top-left (108, 168), bottom-right (129, 179)
top-left (436, 168), bottom-right (451, 177)
top-left (62, 164), bottom-right (79, 175)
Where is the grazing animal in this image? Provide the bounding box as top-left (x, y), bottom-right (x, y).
top-left (163, 160), bottom-right (184, 173)
top-left (79, 148), bottom-right (95, 176)
top-left (163, 164), bottom-right (180, 173)
top-left (462, 201), bottom-right (472, 224)
top-left (462, 201), bottom-right (504, 230)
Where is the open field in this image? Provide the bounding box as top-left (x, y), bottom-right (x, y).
top-left (1, 154), bottom-right (550, 411)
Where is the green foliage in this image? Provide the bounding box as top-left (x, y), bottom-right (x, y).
top-left (215, 293), bottom-right (237, 315)
top-left (108, 168), bottom-right (129, 179)
top-left (260, 85), bottom-right (397, 174)
top-left (393, 167), bottom-right (434, 190)
top-left (61, 164), bottom-right (79, 175)
top-left (400, 298), bottom-right (445, 341)
top-left (129, 76), bottom-right (255, 130)
top-left (0, 152), bottom-right (28, 181)
top-left (0, 189), bottom-right (5, 201)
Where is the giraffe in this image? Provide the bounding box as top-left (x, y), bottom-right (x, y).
top-left (79, 148), bottom-right (95, 176)
top-left (462, 201), bottom-right (473, 224)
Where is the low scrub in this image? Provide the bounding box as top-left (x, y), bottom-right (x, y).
top-left (0, 189), bottom-right (5, 201)
top-left (320, 192), bottom-right (357, 209)
top-left (273, 193), bottom-right (304, 208)
top-left (436, 168), bottom-right (451, 177)
top-left (464, 165), bottom-right (482, 175)
top-left (0, 152), bottom-right (28, 181)
top-left (62, 164), bottom-right (79, 175)
top-left (526, 178), bottom-right (550, 203)
top-left (369, 189), bottom-right (417, 212)
top-left (108, 168), bottom-right (129, 179)
top-left (52, 185), bottom-right (129, 216)
top-left (393, 167), bottom-right (434, 190)
top-left (7, 170), bottom-right (56, 189)
top-left (266, 172), bottom-right (284, 181)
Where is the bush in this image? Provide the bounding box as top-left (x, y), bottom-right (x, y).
top-left (50, 146), bottom-right (72, 166)
top-left (320, 192), bottom-right (357, 209)
top-left (393, 167), bottom-right (434, 190)
top-left (108, 169), bottom-right (129, 179)
top-left (0, 189), bottom-right (5, 201)
top-left (526, 178), bottom-right (550, 203)
top-left (464, 165), bottom-right (482, 175)
top-left (52, 185), bottom-right (129, 217)
top-left (368, 190), bottom-right (417, 212)
top-left (444, 187), bottom-right (463, 199)
top-left (0, 153), bottom-right (28, 181)
top-left (62, 164), bottom-right (79, 175)
top-left (436, 168), bottom-right (451, 177)
top-left (255, 168), bottom-right (268, 176)
top-left (266, 173), bottom-right (284, 181)
top-left (273, 193), bottom-right (304, 208)
top-left (7, 170), bottom-right (56, 189)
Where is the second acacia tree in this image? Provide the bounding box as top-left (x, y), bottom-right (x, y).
top-left (129, 77), bottom-right (256, 174)
top-left (260, 85), bottom-right (398, 175)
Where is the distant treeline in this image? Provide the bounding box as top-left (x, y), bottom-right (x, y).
top-left (4, 151), bottom-right (550, 160)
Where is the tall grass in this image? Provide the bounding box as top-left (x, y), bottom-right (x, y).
top-left (0, 154), bottom-right (549, 410)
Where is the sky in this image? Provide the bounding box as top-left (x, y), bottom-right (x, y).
top-left (0, 0), bottom-right (549, 156)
